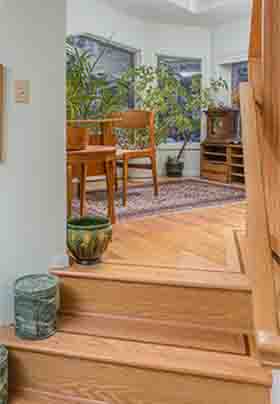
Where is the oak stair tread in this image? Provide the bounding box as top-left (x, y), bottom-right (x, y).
top-left (10, 389), bottom-right (101, 403)
top-left (0, 326), bottom-right (271, 386)
top-left (51, 263), bottom-right (251, 291)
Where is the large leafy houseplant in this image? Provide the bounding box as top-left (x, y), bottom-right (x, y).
top-left (118, 65), bottom-right (228, 175)
top-left (66, 36), bottom-right (126, 149)
top-left (66, 36), bottom-right (126, 120)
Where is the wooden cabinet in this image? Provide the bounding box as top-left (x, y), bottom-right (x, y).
top-left (201, 143), bottom-right (245, 186)
top-left (205, 109), bottom-right (240, 144)
top-left (228, 144), bottom-right (245, 186)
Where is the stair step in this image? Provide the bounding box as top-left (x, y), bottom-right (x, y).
top-left (51, 265), bottom-right (253, 333)
top-left (51, 264), bottom-right (253, 354)
top-left (51, 262), bottom-right (251, 289)
top-left (0, 326), bottom-right (271, 404)
top-left (10, 389), bottom-right (101, 403)
top-left (58, 311), bottom-right (248, 354)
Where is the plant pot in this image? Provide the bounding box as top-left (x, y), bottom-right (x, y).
top-left (67, 216), bottom-right (112, 266)
top-left (0, 345), bottom-right (8, 404)
top-left (67, 127), bottom-right (89, 151)
top-left (166, 160), bottom-right (184, 177)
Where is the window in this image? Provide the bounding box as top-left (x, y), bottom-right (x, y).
top-left (231, 61), bottom-right (248, 106)
top-left (158, 55), bottom-right (202, 143)
top-left (70, 34), bottom-right (136, 108)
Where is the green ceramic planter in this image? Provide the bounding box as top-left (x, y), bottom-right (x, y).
top-left (0, 346), bottom-right (8, 404)
top-left (67, 216), bottom-right (112, 265)
top-left (14, 274), bottom-right (59, 340)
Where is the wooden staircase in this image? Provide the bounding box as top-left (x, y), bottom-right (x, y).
top-left (0, 258), bottom-right (271, 404)
top-left (1, 324), bottom-right (271, 404)
top-left (0, 260), bottom-right (271, 404)
top-left (2, 0), bottom-right (280, 402)
top-left (52, 263), bottom-right (253, 354)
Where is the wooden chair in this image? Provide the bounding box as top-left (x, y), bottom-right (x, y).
top-left (110, 110), bottom-right (159, 206)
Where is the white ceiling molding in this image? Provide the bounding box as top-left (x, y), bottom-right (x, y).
top-left (104, 0), bottom-right (251, 26)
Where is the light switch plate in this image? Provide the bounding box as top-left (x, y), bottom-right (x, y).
top-left (15, 80), bottom-right (30, 104)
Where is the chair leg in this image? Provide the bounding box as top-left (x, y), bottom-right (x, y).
top-left (67, 163), bottom-right (73, 218)
top-left (114, 161), bottom-right (118, 192)
top-left (80, 163), bottom-right (88, 216)
top-left (105, 160), bottom-right (116, 224)
top-left (151, 154), bottom-right (159, 196)
top-left (123, 157), bottom-right (128, 207)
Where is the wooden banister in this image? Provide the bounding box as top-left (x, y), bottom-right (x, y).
top-left (239, 0), bottom-right (280, 367)
top-left (249, 0), bottom-right (262, 60)
top-left (249, 0), bottom-right (263, 108)
top-left (240, 83), bottom-right (278, 336)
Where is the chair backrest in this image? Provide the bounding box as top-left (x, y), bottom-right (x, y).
top-left (109, 110), bottom-right (156, 149)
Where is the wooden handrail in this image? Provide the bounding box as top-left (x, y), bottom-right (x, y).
top-left (238, 0), bottom-right (280, 368)
top-left (240, 83), bottom-right (278, 336)
top-left (249, 0), bottom-right (262, 60)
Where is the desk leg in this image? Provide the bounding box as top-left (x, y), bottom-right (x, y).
top-left (105, 160), bottom-right (116, 224)
top-left (80, 163), bottom-right (88, 217)
top-left (67, 163), bottom-right (73, 218)
top-left (122, 156), bottom-right (128, 207)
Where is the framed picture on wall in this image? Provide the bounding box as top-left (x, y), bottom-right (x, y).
top-left (0, 65), bottom-right (3, 160)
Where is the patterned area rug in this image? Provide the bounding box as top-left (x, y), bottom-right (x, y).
top-left (73, 179), bottom-right (246, 222)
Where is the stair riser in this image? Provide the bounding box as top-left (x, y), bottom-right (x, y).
top-left (59, 277), bottom-right (253, 333)
top-left (9, 349), bottom-right (270, 404)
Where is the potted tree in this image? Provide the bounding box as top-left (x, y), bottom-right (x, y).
top-left (117, 65), bottom-right (182, 178)
top-left (66, 37), bottom-right (121, 150)
top-left (66, 39), bottom-right (96, 150)
top-left (163, 76), bottom-right (228, 177)
top-left (118, 66), bottom-right (228, 177)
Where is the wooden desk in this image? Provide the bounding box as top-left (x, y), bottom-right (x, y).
top-left (67, 145), bottom-right (116, 224)
top-left (67, 119), bottom-right (121, 177)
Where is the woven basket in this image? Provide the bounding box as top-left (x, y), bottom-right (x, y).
top-left (14, 274), bottom-right (59, 340)
top-left (0, 346), bottom-right (8, 404)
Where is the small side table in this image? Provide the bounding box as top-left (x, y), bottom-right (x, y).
top-left (67, 145), bottom-right (116, 224)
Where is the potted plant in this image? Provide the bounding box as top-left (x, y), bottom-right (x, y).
top-left (66, 37), bottom-right (113, 150)
top-left (118, 67), bottom-right (228, 177)
top-left (67, 216), bottom-right (112, 265)
top-left (66, 39), bottom-right (93, 150)
top-left (117, 65), bottom-right (179, 178)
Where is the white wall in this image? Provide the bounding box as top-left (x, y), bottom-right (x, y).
top-left (67, 0), bottom-right (150, 62)
top-left (0, 0), bottom-right (66, 323)
top-left (211, 17), bottom-right (250, 69)
top-left (67, 0), bottom-right (211, 78)
top-left (67, 0), bottom-right (211, 176)
top-left (209, 17), bottom-right (250, 105)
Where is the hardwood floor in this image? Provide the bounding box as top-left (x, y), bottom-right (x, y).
top-left (103, 201), bottom-right (247, 270)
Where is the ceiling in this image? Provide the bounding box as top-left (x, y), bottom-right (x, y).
top-left (104, 0), bottom-right (252, 26)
